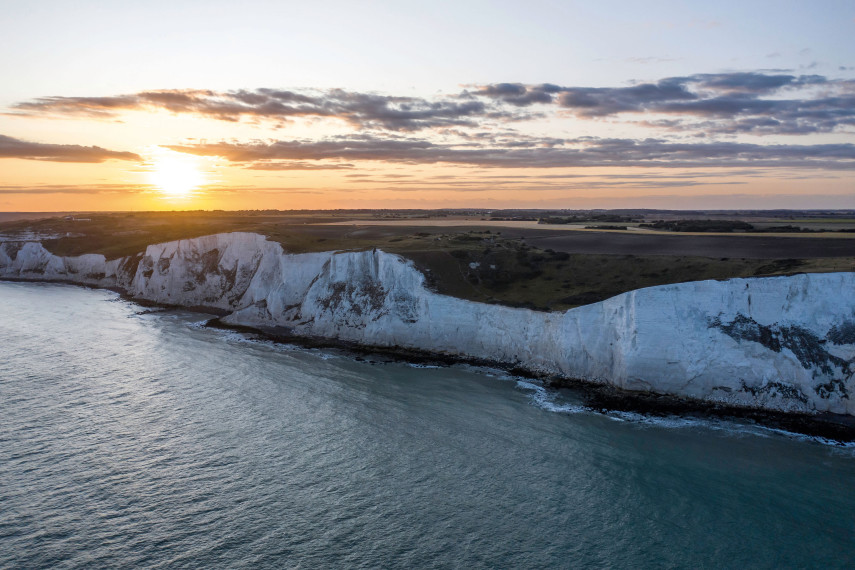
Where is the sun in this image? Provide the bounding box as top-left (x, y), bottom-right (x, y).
top-left (148, 150), bottom-right (205, 198)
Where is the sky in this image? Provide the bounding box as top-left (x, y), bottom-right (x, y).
top-left (1, 0), bottom-right (854, 211)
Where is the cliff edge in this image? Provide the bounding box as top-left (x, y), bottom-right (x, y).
top-left (2, 232), bottom-right (853, 415)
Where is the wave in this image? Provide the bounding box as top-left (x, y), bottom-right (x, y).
top-left (515, 379), bottom-right (588, 414)
top-left (511, 376), bottom-right (855, 450)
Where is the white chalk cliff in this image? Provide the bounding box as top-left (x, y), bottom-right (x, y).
top-left (2, 232), bottom-right (854, 415)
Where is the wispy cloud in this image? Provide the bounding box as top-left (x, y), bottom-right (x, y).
top-left (0, 183), bottom-right (151, 194)
top-left (0, 183), bottom-right (324, 195)
top-left (0, 134), bottom-right (140, 162)
top-left (166, 135), bottom-right (855, 170)
top-left (464, 83), bottom-right (563, 107)
top-left (244, 161), bottom-right (355, 171)
top-left (473, 73), bottom-right (855, 134)
top-left (12, 71), bottom-right (855, 137)
top-left (11, 88), bottom-right (493, 132)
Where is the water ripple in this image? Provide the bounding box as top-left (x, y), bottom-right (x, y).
top-left (2, 281), bottom-right (854, 568)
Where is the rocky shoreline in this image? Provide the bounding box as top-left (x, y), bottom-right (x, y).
top-left (3, 273), bottom-right (854, 443)
top-left (203, 314), bottom-right (855, 444)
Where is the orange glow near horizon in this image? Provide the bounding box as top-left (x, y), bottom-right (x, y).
top-left (0, 149), bottom-right (854, 212)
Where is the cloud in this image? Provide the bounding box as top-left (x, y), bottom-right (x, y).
top-left (465, 83), bottom-right (564, 107)
top-left (0, 185), bottom-right (107, 194)
top-left (0, 134), bottom-right (140, 163)
top-left (0, 183), bottom-right (325, 195)
top-left (166, 135), bottom-right (855, 170)
top-left (476, 73), bottom-right (855, 134)
top-left (321, 173), bottom-right (750, 191)
top-left (0, 183), bottom-right (147, 194)
top-left (11, 71), bottom-right (855, 136)
top-left (12, 88), bottom-right (492, 132)
top-left (244, 161), bottom-right (355, 171)
top-left (554, 78), bottom-right (697, 116)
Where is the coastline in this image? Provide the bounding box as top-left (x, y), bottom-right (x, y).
top-left (203, 310), bottom-right (855, 444)
top-left (2, 232), bottom-right (854, 424)
top-left (3, 275), bottom-right (855, 443)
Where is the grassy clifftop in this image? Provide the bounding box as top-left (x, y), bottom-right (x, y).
top-left (2, 211), bottom-right (853, 311)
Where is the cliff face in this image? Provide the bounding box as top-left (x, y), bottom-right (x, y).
top-left (2, 232), bottom-right (853, 415)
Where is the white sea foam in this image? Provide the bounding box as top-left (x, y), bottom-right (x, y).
top-left (515, 379), bottom-right (588, 414)
top-left (756, 425), bottom-right (855, 450)
top-left (517, 379), bottom-right (855, 449)
top-left (313, 351), bottom-right (337, 360)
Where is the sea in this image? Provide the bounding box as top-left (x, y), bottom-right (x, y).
top-left (1, 281), bottom-right (853, 568)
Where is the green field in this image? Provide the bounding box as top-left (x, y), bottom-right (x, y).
top-left (2, 211), bottom-right (854, 311)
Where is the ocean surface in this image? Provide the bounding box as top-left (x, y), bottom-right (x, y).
top-left (1, 281), bottom-right (854, 568)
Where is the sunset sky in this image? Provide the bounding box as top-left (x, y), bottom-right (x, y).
top-left (1, 0), bottom-right (854, 211)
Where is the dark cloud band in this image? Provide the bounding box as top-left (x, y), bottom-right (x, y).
top-left (472, 73), bottom-right (855, 134)
top-left (12, 88), bottom-right (490, 132)
top-left (166, 136), bottom-right (855, 170)
top-left (12, 71), bottom-right (855, 135)
top-left (0, 134), bottom-right (140, 162)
